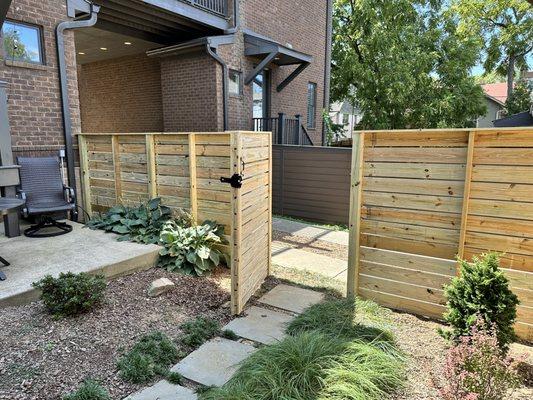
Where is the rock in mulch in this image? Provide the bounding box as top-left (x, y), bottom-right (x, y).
top-left (148, 277), bottom-right (175, 297)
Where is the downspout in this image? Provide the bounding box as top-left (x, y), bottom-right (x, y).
top-left (323, 0), bottom-right (333, 146)
top-left (56, 3), bottom-right (100, 205)
top-left (206, 44), bottom-right (229, 131)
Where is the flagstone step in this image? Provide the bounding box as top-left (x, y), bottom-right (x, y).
top-left (257, 283), bottom-right (325, 314)
top-left (124, 380), bottom-right (197, 400)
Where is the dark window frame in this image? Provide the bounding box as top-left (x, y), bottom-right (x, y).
top-left (307, 82), bottom-right (317, 129)
top-left (228, 69), bottom-right (243, 97)
top-left (2, 19), bottom-right (46, 65)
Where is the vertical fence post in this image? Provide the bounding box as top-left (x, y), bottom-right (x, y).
top-left (295, 114), bottom-right (302, 145)
top-left (277, 113), bottom-right (285, 145)
top-left (188, 133), bottom-right (198, 222)
top-left (146, 134), bottom-right (157, 199)
top-left (111, 135), bottom-right (122, 203)
top-left (347, 131), bottom-right (365, 298)
top-left (268, 130), bottom-right (273, 275)
top-left (78, 134), bottom-right (92, 217)
top-left (230, 131), bottom-right (243, 314)
top-left (457, 130), bottom-right (476, 272)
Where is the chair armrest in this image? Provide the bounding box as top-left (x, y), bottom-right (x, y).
top-left (16, 189), bottom-right (28, 217)
top-left (63, 185), bottom-right (76, 203)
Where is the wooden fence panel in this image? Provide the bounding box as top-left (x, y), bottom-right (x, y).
top-left (78, 131), bottom-right (271, 316)
top-left (348, 128), bottom-right (533, 341)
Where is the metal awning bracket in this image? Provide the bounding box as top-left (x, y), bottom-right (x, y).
top-left (244, 51), bottom-right (278, 85)
top-left (276, 62), bottom-right (310, 92)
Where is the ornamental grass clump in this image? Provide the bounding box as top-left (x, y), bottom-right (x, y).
top-left (440, 317), bottom-right (522, 400)
top-left (33, 272), bottom-right (106, 318)
top-left (63, 380), bottom-right (110, 400)
top-left (158, 220), bottom-right (227, 276)
top-left (440, 252), bottom-right (519, 351)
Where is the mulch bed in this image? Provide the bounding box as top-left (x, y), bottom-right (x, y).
top-left (0, 268), bottom-right (233, 400)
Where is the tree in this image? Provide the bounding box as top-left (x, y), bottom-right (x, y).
top-left (452, 0), bottom-right (533, 98)
top-left (332, 0), bottom-right (486, 129)
top-left (505, 78), bottom-right (532, 114)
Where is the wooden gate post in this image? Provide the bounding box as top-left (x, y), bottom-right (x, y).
top-left (347, 131), bottom-right (365, 298)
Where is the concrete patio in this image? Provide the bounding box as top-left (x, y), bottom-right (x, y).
top-left (0, 221), bottom-right (160, 307)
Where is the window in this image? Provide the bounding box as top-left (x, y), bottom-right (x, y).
top-left (342, 113), bottom-right (349, 125)
top-left (2, 20), bottom-right (44, 64)
top-left (307, 82), bottom-right (317, 128)
top-left (229, 69), bottom-right (242, 96)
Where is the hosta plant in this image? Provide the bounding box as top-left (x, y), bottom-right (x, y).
top-left (440, 317), bottom-right (522, 400)
top-left (158, 220), bottom-right (227, 276)
top-left (87, 198), bottom-right (174, 244)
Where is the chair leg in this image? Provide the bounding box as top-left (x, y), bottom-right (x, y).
top-left (24, 216), bottom-right (73, 238)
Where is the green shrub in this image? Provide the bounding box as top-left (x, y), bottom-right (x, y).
top-left (440, 253), bottom-right (519, 351)
top-left (159, 220), bottom-right (228, 276)
top-left (180, 317), bottom-right (221, 347)
top-left (221, 329), bottom-right (239, 340)
top-left (87, 198), bottom-right (176, 244)
top-left (165, 371), bottom-right (183, 385)
top-left (33, 272), bottom-right (106, 317)
top-left (63, 380), bottom-right (110, 400)
top-left (117, 332), bottom-right (180, 383)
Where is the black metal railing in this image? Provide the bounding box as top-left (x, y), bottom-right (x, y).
top-left (182, 0), bottom-right (228, 17)
top-left (252, 113), bottom-right (314, 145)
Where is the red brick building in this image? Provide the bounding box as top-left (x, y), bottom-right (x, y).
top-left (1, 0), bottom-right (332, 192)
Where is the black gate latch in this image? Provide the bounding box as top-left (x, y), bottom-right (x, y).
top-left (220, 173), bottom-right (243, 188)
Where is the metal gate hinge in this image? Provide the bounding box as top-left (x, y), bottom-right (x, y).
top-left (220, 173), bottom-right (243, 188)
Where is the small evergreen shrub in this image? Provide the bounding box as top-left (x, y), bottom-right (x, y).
top-left (63, 380), bottom-right (110, 400)
top-left (440, 253), bottom-right (519, 350)
top-left (33, 272), bottom-right (106, 317)
top-left (117, 331), bottom-right (180, 383)
top-left (165, 371), bottom-right (183, 385)
top-left (221, 329), bottom-right (239, 340)
top-left (440, 317), bottom-right (522, 400)
top-left (159, 220), bottom-right (228, 276)
top-left (180, 317), bottom-right (221, 347)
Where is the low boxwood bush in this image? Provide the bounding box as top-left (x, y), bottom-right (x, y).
top-left (440, 252), bottom-right (519, 351)
top-left (63, 380), bottom-right (110, 400)
top-left (201, 298), bottom-right (405, 400)
top-left (33, 272), bottom-right (106, 318)
top-left (117, 331), bottom-right (180, 384)
top-left (159, 220), bottom-right (228, 276)
top-left (180, 317), bottom-right (221, 347)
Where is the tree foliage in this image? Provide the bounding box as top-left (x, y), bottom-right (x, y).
top-left (451, 0), bottom-right (533, 95)
top-left (332, 0), bottom-right (486, 129)
top-left (505, 79), bottom-right (532, 115)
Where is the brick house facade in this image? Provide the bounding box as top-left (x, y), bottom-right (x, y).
top-left (1, 0), bottom-right (332, 161)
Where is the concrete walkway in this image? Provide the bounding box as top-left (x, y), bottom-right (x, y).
top-left (124, 284), bottom-right (324, 399)
top-left (273, 217), bottom-right (348, 246)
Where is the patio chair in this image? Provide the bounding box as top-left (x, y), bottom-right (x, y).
top-left (17, 156), bottom-right (77, 238)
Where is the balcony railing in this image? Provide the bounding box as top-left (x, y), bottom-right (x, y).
top-left (181, 0), bottom-right (228, 17)
top-left (253, 113), bottom-right (314, 146)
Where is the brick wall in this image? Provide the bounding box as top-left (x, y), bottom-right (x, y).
top-left (78, 54), bottom-right (163, 133)
top-left (0, 0), bottom-right (79, 157)
top-left (160, 51), bottom-right (222, 132)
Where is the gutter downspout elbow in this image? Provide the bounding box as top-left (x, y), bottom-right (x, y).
top-left (206, 44), bottom-right (229, 131)
top-left (56, 4), bottom-right (100, 213)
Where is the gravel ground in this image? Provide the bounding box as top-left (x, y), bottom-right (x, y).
top-left (0, 268), bottom-right (233, 400)
top-left (272, 231), bottom-right (348, 260)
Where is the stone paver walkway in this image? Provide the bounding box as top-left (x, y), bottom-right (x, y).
top-left (273, 217), bottom-right (348, 246)
top-left (272, 241), bottom-right (347, 279)
top-left (122, 284), bottom-right (325, 399)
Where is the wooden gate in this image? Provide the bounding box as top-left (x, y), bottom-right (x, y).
top-left (78, 131), bottom-right (272, 315)
top-left (347, 128), bottom-right (533, 341)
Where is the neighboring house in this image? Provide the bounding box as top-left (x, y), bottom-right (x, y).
top-left (477, 83), bottom-right (507, 128)
top-left (0, 0), bottom-right (333, 191)
top-left (329, 100), bottom-right (361, 139)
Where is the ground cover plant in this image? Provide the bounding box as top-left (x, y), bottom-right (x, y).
top-left (180, 316), bottom-right (221, 348)
top-left (63, 380), bottom-right (111, 400)
top-left (32, 272), bottom-right (106, 318)
top-left (158, 220), bottom-right (227, 276)
top-left (117, 331), bottom-right (180, 384)
top-left (201, 298), bottom-right (405, 400)
top-left (440, 317), bottom-right (523, 400)
top-left (440, 252), bottom-right (519, 351)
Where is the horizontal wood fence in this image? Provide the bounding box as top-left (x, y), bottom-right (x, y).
top-left (273, 145), bottom-right (351, 224)
top-left (77, 131), bottom-right (272, 314)
top-left (347, 128), bottom-right (533, 342)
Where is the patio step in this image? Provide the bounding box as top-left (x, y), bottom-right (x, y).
top-left (0, 222), bottom-right (160, 308)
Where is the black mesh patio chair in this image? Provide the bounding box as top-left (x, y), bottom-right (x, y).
top-left (17, 156), bottom-right (77, 237)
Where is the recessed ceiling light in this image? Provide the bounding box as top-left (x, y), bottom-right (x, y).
top-left (100, 47), bottom-right (108, 51)
top-left (124, 41), bottom-right (132, 45)
top-left (78, 52), bottom-right (85, 55)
